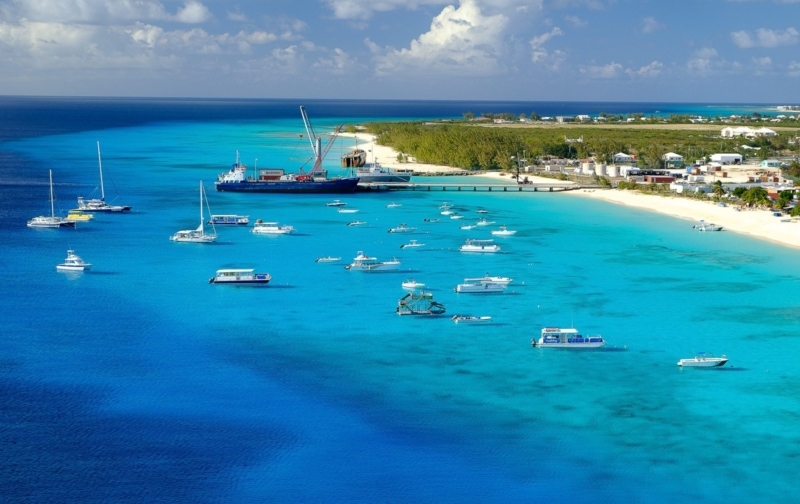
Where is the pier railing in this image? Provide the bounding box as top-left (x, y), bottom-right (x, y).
top-left (357, 182), bottom-right (584, 192)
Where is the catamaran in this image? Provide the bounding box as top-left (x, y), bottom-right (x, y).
top-left (27, 170), bottom-right (77, 229)
top-left (170, 181), bottom-right (217, 243)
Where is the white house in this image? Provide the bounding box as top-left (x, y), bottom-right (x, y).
top-left (710, 153), bottom-right (743, 164)
top-left (721, 126), bottom-right (777, 138)
top-left (613, 152), bottom-right (634, 163)
top-left (662, 152), bottom-right (684, 166)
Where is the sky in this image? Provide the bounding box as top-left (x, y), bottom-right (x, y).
top-left (0, 0), bottom-right (799, 102)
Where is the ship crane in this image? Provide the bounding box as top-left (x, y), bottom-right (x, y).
top-left (300, 105), bottom-right (343, 174)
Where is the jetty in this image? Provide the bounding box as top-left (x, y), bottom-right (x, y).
top-left (357, 182), bottom-right (583, 192)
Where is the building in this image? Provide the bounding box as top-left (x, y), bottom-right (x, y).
top-left (710, 153), bottom-right (742, 165)
top-left (613, 152), bottom-right (634, 164)
top-left (721, 126), bottom-right (777, 138)
top-left (761, 159), bottom-right (782, 168)
top-left (662, 152), bottom-right (684, 167)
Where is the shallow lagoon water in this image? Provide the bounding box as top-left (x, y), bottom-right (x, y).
top-left (1, 98), bottom-right (800, 503)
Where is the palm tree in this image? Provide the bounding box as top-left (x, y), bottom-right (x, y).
top-left (712, 180), bottom-right (725, 198)
top-left (741, 186), bottom-right (771, 208)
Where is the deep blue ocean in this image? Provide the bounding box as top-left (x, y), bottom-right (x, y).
top-left (2, 96), bottom-right (800, 503)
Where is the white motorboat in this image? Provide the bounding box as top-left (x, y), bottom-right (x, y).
top-left (459, 239), bottom-right (500, 253)
top-left (455, 281), bottom-right (506, 293)
top-left (449, 214), bottom-right (464, 220)
top-left (677, 353), bottom-right (728, 367)
top-left (326, 200), bottom-right (347, 207)
top-left (491, 226), bottom-right (517, 236)
top-left (401, 279), bottom-right (425, 290)
top-left (400, 239), bottom-right (425, 249)
top-left (440, 209), bottom-right (454, 216)
top-left (252, 220), bottom-right (295, 235)
top-left (338, 207), bottom-right (359, 214)
top-left (345, 251), bottom-right (401, 272)
top-left (75, 142), bottom-right (131, 212)
top-left (315, 256), bottom-right (341, 263)
top-left (388, 223), bottom-right (417, 233)
top-left (464, 274), bottom-right (513, 285)
top-left (531, 327), bottom-right (605, 348)
top-left (386, 202), bottom-right (403, 208)
top-left (170, 180), bottom-right (217, 243)
top-left (693, 221), bottom-right (723, 232)
top-left (209, 214), bottom-right (249, 226)
top-left (460, 224), bottom-right (476, 230)
top-left (209, 268), bottom-right (271, 284)
top-left (452, 315), bottom-right (492, 324)
top-left (476, 209), bottom-right (489, 214)
top-left (56, 249), bottom-right (91, 271)
top-left (28, 170), bottom-right (77, 229)
top-left (476, 218), bottom-right (496, 226)
top-left (347, 220), bottom-right (367, 227)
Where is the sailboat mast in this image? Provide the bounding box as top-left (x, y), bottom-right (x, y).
top-left (199, 180), bottom-right (204, 225)
top-left (49, 169), bottom-right (55, 218)
top-left (97, 141), bottom-right (105, 201)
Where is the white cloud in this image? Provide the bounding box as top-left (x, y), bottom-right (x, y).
top-left (641, 16), bottom-right (663, 34)
top-left (371, 0), bottom-right (508, 76)
top-left (579, 61), bottom-right (622, 78)
top-left (731, 27), bottom-right (798, 48)
top-left (789, 61), bottom-right (800, 76)
top-left (175, 1), bottom-right (211, 24)
top-left (687, 47), bottom-right (719, 73)
top-left (530, 26), bottom-right (563, 65)
top-left (564, 15), bottom-right (586, 28)
top-left (323, 0), bottom-right (448, 20)
top-left (2, 0), bottom-right (212, 24)
top-left (751, 56), bottom-right (772, 67)
top-left (625, 60), bottom-right (663, 78)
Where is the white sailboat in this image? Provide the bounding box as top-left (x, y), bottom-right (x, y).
top-left (27, 170), bottom-right (77, 229)
top-left (170, 181), bottom-right (217, 243)
top-left (76, 141), bottom-right (131, 212)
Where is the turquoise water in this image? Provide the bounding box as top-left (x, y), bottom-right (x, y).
top-left (2, 101), bottom-right (800, 502)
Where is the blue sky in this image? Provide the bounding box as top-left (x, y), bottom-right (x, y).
top-left (0, 0), bottom-right (798, 102)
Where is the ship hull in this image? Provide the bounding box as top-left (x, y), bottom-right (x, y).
top-left (215, 177), bottom-right (360, 194)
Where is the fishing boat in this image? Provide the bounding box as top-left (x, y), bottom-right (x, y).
top-left (315, 256), bottom-right (341, 263)
top-left (531, 327), bottom-right (606, 348)
top-left (75, 141), bottom-right (132, 212)
top-left (209, 269), bottom-right (271, 284)
top-left (56, 250), bottom-right (91, 271)
top-left (677, 352), bottom-right (728, 367)
top-left (347, 220), bottom-right (367, 227)
top-left (388, 223), bottom-right (416, 233)
top-left (459, 239), bottom-right (500, 253)
top-left (170, 181), bottom-right (217, 243)
top-left (491, 226), bottom-right (517, 236)
top-left (215, 107), bottom-right (360, 194)
top-left (454, 281), bottom-right (506, 293)
top-left (401, 279), bottom-right (425, 290)
top-left (400, 239), bottom-right (425, 249)
top-left (451, 315), bottom-right (492, 324)
top-left (345, 251), bottom-right (401, 272)
top-left (326, 200), bottom-right (347, 207)
top-left (251, 220), bottom-right (295, 235)
top-left (396, 291), bottom-right (445, 316)
top-left (209, 214), bottom-right (249, 226)
top-left (27, 170), bottom-right (77, 229)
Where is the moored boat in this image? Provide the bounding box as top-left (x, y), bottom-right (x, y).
top-left (251, 220), bottom-right (295, 235)
top-left (386, 202), bottom-right (402, 208)
top-left (28, 170), bottom-right (77, 229)
top-left (396, 291), bottom-right (445, 316)
top-left (454, 281), bottom-right (506, 293)
top-left (464, 274), bottom-right (513, 285)
top-left (401, 279), bottom-right (425, 290)
top-left (338, 207), bottom-right (359, 214)
top-left (75, 141), bottom-right (132, 212)
top-left (347, 219), bottom-right (367, 227)
top-left (693, 221), bottom-right (723, 231)
top-left (531, 327), bottom-right (605, 348)
top-left (400, 239), bottom-right (425, 249)
top-left (170, 181), bottom-right (217, 243)
top-left (388, 223), bottom-right (416, 233)
top-left (476, 218), bottom-right (495, 226)
top-left (209, 214), bottom-right (249, 226)
top-left (56, 249), bottom-right (91, 271)
top-left (209, 269), bottom-right (271, 284)
top-left (677, 353), bottom-right (728, 367)
top-left (345, 251), bottom-right (400, 272)
top-left (491, 226), bottom-right (517, 236)
top-left (356, 162), bottom-right (412, 184)
top-left (315, 256), bottom-right (341, 263)
top-left (326, 199), bottom-right (347, 207)
top-left (459, 239), bottom-right (500, 253)
top-left (452, 315), bottom-right (492, 323)
top-left (65, 210), bottom-right (94, 222)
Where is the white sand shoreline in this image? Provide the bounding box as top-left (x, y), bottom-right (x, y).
top-left (339, 132), bottom-right (800, 250)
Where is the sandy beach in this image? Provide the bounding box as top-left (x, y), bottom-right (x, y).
top-left (341, 132), bottom-right (800, 250)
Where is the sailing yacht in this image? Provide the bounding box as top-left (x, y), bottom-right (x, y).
top-left (75, 141), bottom-right (132, 212)
top-left (27, 170), bottom-right (77, 229)
top-left (170, 181), bottom-right (217, 243)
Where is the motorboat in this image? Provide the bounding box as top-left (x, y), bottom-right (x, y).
top-left (56, 250), bottom-right (91, 271)
top-left (460, 224), bottom-right (476, 230)
top-left (170, 180), bottom-right (217, 243)
top-left (209, 214), bottom-right (249, 226)
top-left (476, 218), bottom-right (496, 226)
top-left (459, 239), bottom-right (500, 253)
top-left (209, 268), bottom-right (271, 284)
top-left (401, 279), bottom-right (425, 290)
top-left (347, 220), bottom-right (367, 227)
top-left (531, 327), bottom-right (605, 348)
top-left (315, 256), bottom-right (341, 263)
top-left (400, 239), bottom-right (425, 249)
top-left (693, 221), bottom-right (723, 232)
top-left (677, 353), bottom-right (728, 367)
top-left (455, 281), bottom-right (506, 293)
top-left (75, 142), bottom-right (132, 212)
top-left (449, 214), bottom-right (464, 220)
top-left (386, 202), bottom-right (403, 208)
top-left (476, 209), bottom-right (489, 214)
top-left (491, 226), bottom-right (517, 236)
top-left (28, 170), bottom-right (77, 229)
top-left (252, 220), bottom-right (295, 235)
top-left (65, 211), bottom-right (94, 222)
top-left (389, 223), bottom-right (416, 233)
top-left (345, 251), bottom-right (401, 272)
top-left (452, 315), bottom-right (492, 324)
top-left (423, 218), bottom-right (440, 223)
top-left (338, 207), bottom-right (359, 214)
top-left (396, 291), bottom-right (445, 316)
top-left (464, 274), bottom-right (513, 285)
top-left (326, 200), bottom-right (347, 207)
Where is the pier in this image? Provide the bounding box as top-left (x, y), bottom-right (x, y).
top-left (357, 182), bottom-right (584, 192)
